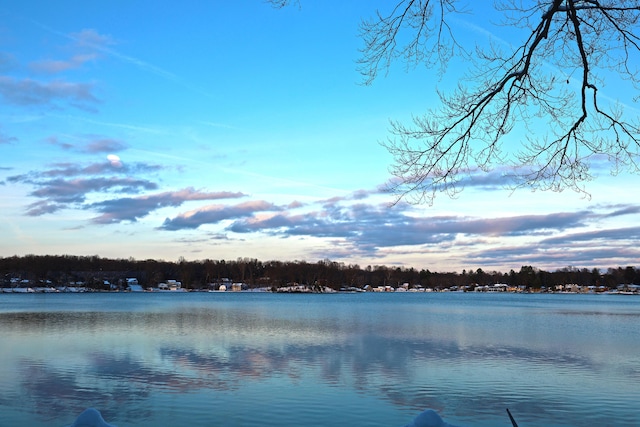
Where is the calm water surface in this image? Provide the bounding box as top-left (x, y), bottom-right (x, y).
top-left (0, 292), bottom-right (638, 426)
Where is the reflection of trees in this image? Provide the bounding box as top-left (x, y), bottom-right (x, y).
top-left (157, 337), bottom-right (419, 409)
top-left (158, 332), bottom-right (596, 414)
top-left (12, 330), bottom-right (598, 423)
top-left (4, 305), bottom-right (610, 425)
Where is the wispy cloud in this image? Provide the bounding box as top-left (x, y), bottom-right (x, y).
top-left (540, 226), bottom-right (640, 245)
top-left (85, 138), bottom-right (124, 154)
top-left (157, 191), bottom-right (605, 263)
top-left (0, 28), bottom-right (100, 111)
top-left (30, 23), bottom-right (211, 97)
top-left (29, 53), bottom-right (98, 74)
top-left (455, 167), bottom-right (519, 190)
top-left (7, 160), bottom-right (164, 215)
top-left (0, 52), bottom-right (18, 72)
top-left (50, 114), bottom-right (166, 135)
top-left (47, 135), bottom-right (128, 153)
top-left (23, 176), bottom-right (158, 216)
top-left (197, 121), bottom-right (241, 131)
top-left (63, 28), bottom-right (179, 82)
top-left (319, 188), bottom-right (383, 207)
top-left (24, 27), bottom-right (109, 80)
top-left (0, 128), bottom-right (18, 144)
top-left (25, 27), bottom-right (115, 75)
top-left (0, 76), bottom-right (98, 109)
top-left (21, 161), bottom-right (162, 178)
top-left (160, 200), bottom-right (279, 230)
top-left (603, 205), bottom-right (640, 218)
top-left (224, 203), bottom-right (592, 256)
top-left (92, 189), bottom-right (248, 224)
top-left (468, 240), bottom-right (640, 269)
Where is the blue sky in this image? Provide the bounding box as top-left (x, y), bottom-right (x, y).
top-left (1, 1), bottom-right (639, 272)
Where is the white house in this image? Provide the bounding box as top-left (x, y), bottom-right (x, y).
top-left (126, 278), bottom-right (143, 292)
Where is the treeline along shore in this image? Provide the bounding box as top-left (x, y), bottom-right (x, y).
top-left (1, 254), bottom-right (639, 294)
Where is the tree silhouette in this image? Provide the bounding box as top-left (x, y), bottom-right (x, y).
top-left (271, 1), bottom-right (640, 204)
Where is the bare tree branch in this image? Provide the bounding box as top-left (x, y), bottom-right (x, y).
top-left (357, 0), bottom-right (467, 85)
top-left (271, 1), bottom-right (640, 204)
top-left (265, 0), bottom-right (299, 8)
top-left (376, 0), bottom-right (640, 204)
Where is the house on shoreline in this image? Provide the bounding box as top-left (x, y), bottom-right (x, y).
top-left (156, 279), bottom-right (183, 291)
top-left (126, 278), bottom-right (143, 292)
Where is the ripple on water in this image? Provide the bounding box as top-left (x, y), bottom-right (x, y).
top-left (2, 293), bottom-right (640, 426)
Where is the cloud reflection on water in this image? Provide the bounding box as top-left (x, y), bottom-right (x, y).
top-left (1, 296), bottom-right (636, 426)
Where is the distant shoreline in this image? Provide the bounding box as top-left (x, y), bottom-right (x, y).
top-left (1, 285), bottom-right (638, 295)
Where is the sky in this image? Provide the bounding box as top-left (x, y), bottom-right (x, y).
top-left (1, 1), bottom-right (639, 273)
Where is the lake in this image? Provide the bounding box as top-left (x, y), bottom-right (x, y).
top-left (0, 292), bottom-right (638, 426)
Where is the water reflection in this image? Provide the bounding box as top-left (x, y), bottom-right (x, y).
top-left (1, 294), bottom-right (639, 426)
